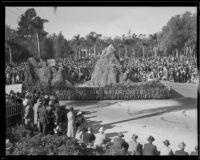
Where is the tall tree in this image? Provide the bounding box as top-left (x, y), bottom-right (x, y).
top-left (17, 8), bottom-right (48, 58)
top-left (86, 32), bottom-right (102, 57)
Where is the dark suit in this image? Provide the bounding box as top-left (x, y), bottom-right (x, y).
top-left (143, 142), bottom-right (159, 155)
top-left (38, 106), bottom-right (48, 135)
top-left (175, 150), bottom-right (189, 155)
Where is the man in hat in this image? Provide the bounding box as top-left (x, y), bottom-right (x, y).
top-left (33, 98), bottom-right (42, 131)
top-left (143, 135), bottom-right (159, 155)
top-left (128, 133), bottom-right (143, 155)
top-left (94, 127), bottom-right (107, 147)
top-left (190, 145), bottom-right (198, 156)
top-left (47, 101), bottom-right (55, 134)
top-left (24, 99), bottom-right (34, 135)
top-left (175, 142), bottom-right (189, 155)
top-left (113, 132), bottom-right (126, 149)
top-left (38, 103), bottom-right (49, 135)
top-left (160, 139), bottom-right (173, 155)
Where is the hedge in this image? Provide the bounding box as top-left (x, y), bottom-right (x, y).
top-left (54, 80), bottom-right (171, 100)
top-left (22, 80), bottom-right (171, 100)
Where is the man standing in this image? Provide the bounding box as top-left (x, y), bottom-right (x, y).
top-left (160, 140), bottom-right (173, 155)
top-left (38, 103), bottom-right (48, 135)
top-left (33, 98), bottom-right (42, 131)
top-left (24, 99), bottom-right (34, 135)
top-left (143, 136), bottom-right (160, 155)
top-left (67, 106), bottom-right (75, 138)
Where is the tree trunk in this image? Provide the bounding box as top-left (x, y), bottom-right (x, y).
top-left (142, 46), bottom-right (145, 58)
top-left (124, 45), bottom-right (128, 59)
top-left (154, 47), bottom-right (157, 58)
top-left (119, 48), bottom-right (121, 59)
top-left (36, 33), bottom-right (40, 59)
top-left (94, 46), bottom-right (96, 58)
top-left (9, 47), bottom-right (12, 64)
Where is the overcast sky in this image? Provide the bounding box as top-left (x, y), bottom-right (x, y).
top-left (5, 7), bottom-right (196, 40)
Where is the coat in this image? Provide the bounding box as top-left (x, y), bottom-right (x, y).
top-left (67, 111), bottom-right (75, 137)
top-left (24, 105), bottom-right (34, 130)
top-left (33, 103), bottom-right (41, 125)
top-left (143, 142), bottom-right (159, 155)
top-left (38, 107), bottom-right (48, 124)
top-left (160, 145), bottom-right (173, 155)
top-left (175, 150), bottom-right (189, 155)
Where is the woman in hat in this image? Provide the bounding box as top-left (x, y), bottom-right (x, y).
top-left (143, 135), bottom-right (159, 155)
top-left (128, 133), bottom-right (142, 155)
top-left (160, 140), bottom-right (173, 155)
top-left (175, 142), bottom-right (189, 155)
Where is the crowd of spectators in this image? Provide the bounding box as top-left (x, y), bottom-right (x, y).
top-left (5, 54), bottom-right (197, 85)
top-left (120, 55), bottom-right (197, 83)
top-left (5, 63), bottom-right (26, 85)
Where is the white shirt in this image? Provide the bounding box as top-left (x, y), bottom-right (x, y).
top-left (94, 133), bottom-right (106, 146)
top-left (160, 145), bottom-right (173, 155)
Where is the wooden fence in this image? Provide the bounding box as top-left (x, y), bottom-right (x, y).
top-left (6, 102), bottom-right (23, 128)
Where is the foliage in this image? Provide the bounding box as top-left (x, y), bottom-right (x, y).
top-left (5, 9), bottom-right (197, 63)
top-left (158, 11), bottom-right (196, 55)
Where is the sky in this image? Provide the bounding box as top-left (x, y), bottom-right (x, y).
top-left (5, 7), bottom-right (196, 40)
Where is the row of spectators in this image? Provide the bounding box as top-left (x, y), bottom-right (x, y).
top-left (5, 55), bottom-right (197, 85)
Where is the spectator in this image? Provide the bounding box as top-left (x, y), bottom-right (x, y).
top-left (67, 106), bottom-right (75, 138)
top-left (190, 145), bottom-right (198, 156)
top-left (38, 103), bottom-right (48, 135)
top-left (33, 98), bottom-right (42, 131)
top-left (24, 99), bottom-right (34, 135)
top-left (160, 139), bottom-right (173, 155)
top-left (143, 135), bottom-right (160, 155)
top-left (75, 126), bottom-right (84, 143)
top-left (94, 127), bottom-right (106, 147)
top-left (113, 132), bottom-right (126, 149)
top-left (175, 142), bottom-right (189, 155)
top-left (128, 133), bottom-right (143, 155)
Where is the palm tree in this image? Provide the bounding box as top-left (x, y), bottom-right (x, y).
top-left (86, 32), bottom-right (102, 58)
top-left (73, 34), bottom-right (81, 59)
top-left (29, 16), bottom-right (48, 58)
top-left (150, 33), bottom-right (158, 58)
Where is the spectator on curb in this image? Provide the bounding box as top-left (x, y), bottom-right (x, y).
top-left (175, 142), bottom-right (189, 155)
top-left (160, 139), bottom-right (173, 155)
top-left (143, 135), bottom-right (160, 155)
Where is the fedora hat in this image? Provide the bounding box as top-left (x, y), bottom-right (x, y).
top-left (178, 142), bottom-right (186, 149)
top-left (147, 135), bottom-right (155, 142)
top-left (77, 111), bottom-right (82, 116)
top-left (118, 132), bottom-right (124, 137)
top-left (99, 127), bottom-right (104, 133)
top-left (163, 140), bottom-right (170, 146)
top-left (131, 133), bottom-right (138, 139)
top-left (37, 98), bottom-right (42, 104)
top-left (50, 95), bottom-right (55, 100)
